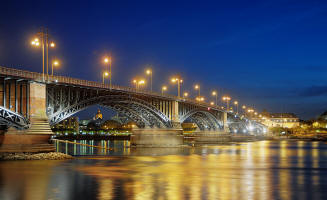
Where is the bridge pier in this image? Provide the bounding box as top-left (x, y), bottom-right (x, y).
top-left (1, 82), bottom-right (54, 152)
top-left (131, 101), bottom-right (184, 147)
top-left (223, 112), bottom-right (229, 133)
top-left (130, 127), bottom-right (184, 147)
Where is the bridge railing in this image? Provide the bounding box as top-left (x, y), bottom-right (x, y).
top-left (0, 66), bottom-right (226, 111)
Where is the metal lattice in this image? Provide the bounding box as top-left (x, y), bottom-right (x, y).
top-left (0, 106), bottom-right (30, 129)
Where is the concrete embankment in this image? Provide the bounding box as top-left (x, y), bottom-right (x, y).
top-left (0, 152), bottom-right (73, 161)
top-left (184, 133), bottom-right (274, 144)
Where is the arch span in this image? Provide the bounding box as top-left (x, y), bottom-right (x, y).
top-left (48, 94), bottom-right (171, 128)
top-left (179, 109), bottom-right (223, 131)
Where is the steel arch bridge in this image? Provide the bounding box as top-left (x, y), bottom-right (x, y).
top-left (0, 66), bottom-right (267, 134)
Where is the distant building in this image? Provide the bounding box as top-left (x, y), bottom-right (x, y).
top-left (254, 113), bottom-right (300, 128)
top-left (93, 109), bottom-right (103, 120)
top-left (79, 119), bottom-right (91, 130)
top-left (53, 116), bottom-right (79, 132)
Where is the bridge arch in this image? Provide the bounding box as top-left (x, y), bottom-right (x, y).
top-left (179, 109), bottom-right (223, 131)
top-left (48, 94), bottom-right (172, 128)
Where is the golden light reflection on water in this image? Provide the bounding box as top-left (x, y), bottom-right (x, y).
top-left (75, 141), bottom-right (308, 200)
top-left (1, 141), bottom-right (327, 200)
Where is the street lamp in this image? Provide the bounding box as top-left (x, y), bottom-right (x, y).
top-left (146, 68), bottom-right (153, 92)
top-left (196, 96), bottom-right (205, 102)
top-left (210, 101), bottom-right (214, 106)
top-left (138, 79), bottom-right (145, 90)
top-left (247, 108), bottom-right (254, 118)
top-left (194, 84), bottom-right (200, 98)
top-left (183, 92), bottom-right (189, 98)
top-left (161, 85), bottom-right (167, 95)
top-left (234, 101), bottom-right (239, 114)
top-left (51, 60), bottom-right (59, 76)
top-left (30, 29), bottom-right (56, 81)
top-left (103, 71), bottom-right (109, 84)
top-left (212, 91), bottom-right (218, 106)
top-left (133, 78), bottom-right (145, 90)
top-left (171, 77), bottom-right (183, 97)
top-left (133, 79), bottom-right (137, 89)
top-left (222, 96), bottom-right (231, 111)
top-left (104, 57), bottom-right (112, 88)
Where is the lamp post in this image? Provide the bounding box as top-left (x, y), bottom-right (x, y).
top-left (138, 79), bottom-right (145, 90)
top-left (222, 96), bottom-right (231, 111)
top-left (104, 57), bottom-right (112, 88)
top-left (234, 101), bottom-right (239, 114)
top-left (183, 92), bottom-right (189, 98)
top-left (171, 77), bottom-right (183, 97)
top-left (194, 84), bottom-right (200, 98)
top-left (103, 72), bottom-right (109, 84)
top-left (30, 28), bottom-right (56, 82)
top-left (242, 105), bottom-right (247, 114)
top-left (247, 108), bottom-right (254, 118)
top-left (161, 86), bottom-right (167, 95)
top-left (146, 69), bottom-right (152, 92)
top-left (212, 91), bottom-right (218, 106)
top-left (51, 60), bottom-right (59, 76)
top-left (133, 79), bottom-right (145, 90)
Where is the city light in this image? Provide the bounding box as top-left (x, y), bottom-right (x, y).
top-left (194, 84), bottom-right (201, 100)
top-left (183, 92), bottom-right (189, 97)
top-left (161, 85), bottom-right (167, 95)
top-left (222, 96), bottom-right (231, 111)
top-left (133, 78), bottom-right (145, 89)
top-left (212, 90), bottom-right (218, 105)
top-left (103, 57), bottom-right (112, 87)
top-left (102, 71), bottom-right (109, 84)
top-left (51, 60), bottom-right (60, 76)
top-left (171, 77), bottom-right (183, 97)
top-left (30, 29), bottom-right (57, 81)
top-left (234, 101), bottom-right (239, 114)
top-left (145, 68), bottom-right (153, 91)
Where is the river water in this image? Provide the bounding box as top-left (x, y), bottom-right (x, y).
top-left (1, 140), bottom-right (327, 200)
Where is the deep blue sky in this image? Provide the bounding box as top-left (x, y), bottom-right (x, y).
top-left (1, 0), bottom-right (327, 120)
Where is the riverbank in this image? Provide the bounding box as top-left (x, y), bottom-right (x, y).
top-left (0, 152), bottom-right (73, 161)
top-left (54, 135), bottom-right (130, 140)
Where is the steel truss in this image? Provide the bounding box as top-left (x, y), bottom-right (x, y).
top-left (0, 106), bottom-right (29, 129)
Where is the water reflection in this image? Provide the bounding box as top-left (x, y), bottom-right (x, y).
top-left (0, 140), bottom-right (327, 200)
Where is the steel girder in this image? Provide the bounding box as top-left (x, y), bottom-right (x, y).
top-left (0, 106), bottom-right (30, 129)
top-left (48, 93), bottom-right (172, 128)
top-left (179, 109), bottom-right (223, 131)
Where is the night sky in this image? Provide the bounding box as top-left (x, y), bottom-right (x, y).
top-left (1, 0), bottom-right (327, 120)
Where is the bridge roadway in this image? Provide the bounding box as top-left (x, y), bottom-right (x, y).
top-left (0, 66), bottom-right (266, 148)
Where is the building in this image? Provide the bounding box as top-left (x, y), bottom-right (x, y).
top-left (254, 113), bottom-right (300, 128)
top-left (52, 116), bottom-right (79, 132)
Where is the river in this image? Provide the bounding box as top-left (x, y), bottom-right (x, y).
top-left (0, 140), bottom-right (327, 200)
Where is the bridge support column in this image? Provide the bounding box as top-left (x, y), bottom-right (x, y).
top-left (223, 112), bottom-right (229, 133)
top-left (131, 127), bottom-right (184, 147)
top-left (2, 82), bottom-right (54, 152)
top-left (130, 100), bottom-right (183, 147)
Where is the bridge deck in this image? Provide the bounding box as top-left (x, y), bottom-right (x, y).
top-left (0, 66), bottom-right (224, 111)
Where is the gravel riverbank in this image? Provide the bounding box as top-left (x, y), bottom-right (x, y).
top-left (0, 152), bottom-right (73, 161)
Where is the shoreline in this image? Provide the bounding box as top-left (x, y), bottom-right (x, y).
top-left (0, 152), bottom-right (73, 161)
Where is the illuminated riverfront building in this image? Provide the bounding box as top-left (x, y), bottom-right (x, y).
top-left (93, 109), bottom-right (103, 120)
top-left (254, 112), bottom-right (300, 128)
top-left (52, 116), bottom-right (79, 132)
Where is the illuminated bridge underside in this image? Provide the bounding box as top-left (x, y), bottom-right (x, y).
top-left (0, 66), bottom-right (266, 133)
top-left (46, 84), bottom-right (266, 132)
top-left (0, 106), bottom-right (30, 130)
top-left (47, 85), bottom-right (228, 130)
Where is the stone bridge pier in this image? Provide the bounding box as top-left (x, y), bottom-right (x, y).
top-left (1, 81), bottom-right (53, 151)
top-left (130, 101), bottom-right (184, 147)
